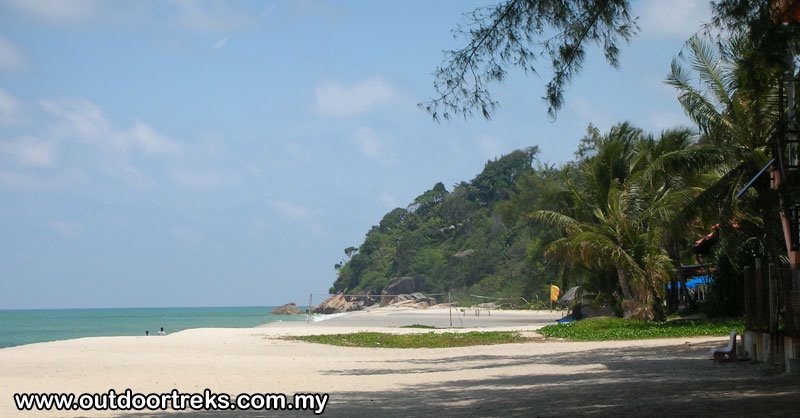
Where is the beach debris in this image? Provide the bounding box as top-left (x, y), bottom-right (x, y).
top-left (271, 303), bottom-right (303, 315)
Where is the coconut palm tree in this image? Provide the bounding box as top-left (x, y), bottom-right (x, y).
top-left (532, 124), bottom-right (698, 320)
top-left (666, 33), bottom-right (785, 314)
top-left (666, 34), bottom-right (779, 228)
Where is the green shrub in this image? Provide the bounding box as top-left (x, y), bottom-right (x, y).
top-left (538, 317), bottom-right (743, 341)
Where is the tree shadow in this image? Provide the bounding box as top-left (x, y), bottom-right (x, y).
top-left (109, 341), bottom-right (800, 417)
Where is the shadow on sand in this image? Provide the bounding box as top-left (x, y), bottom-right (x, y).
top-left (110, 341), bottom-right (799, 417)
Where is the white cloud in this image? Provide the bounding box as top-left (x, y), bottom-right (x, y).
top-left (638, 0), bottom-right (712, 39)
top-left (352, 127), bottom-right (381, 158)
top-left (269, 200), bottom-right (320, 221)
top-left (0, 137), bottom-right (56, 167)
top-left (40, 98), bottom-right (111, 141)
top-left (0, 88), bottom-right (20, 123)
top-left (313, 76), bottom-right (395, 117)
top-left (476, 135), bottom-right (503, 159)
top-left (212, 37), bottom-right (229, 50)
top-left (5, 0), bottom-right (97, 22)
top-left (4, 0), bottom-right (260, 33)
top-left (168, 0), bottom-right (255, 32)
top-left (48, 221), bottom-right (83, 238)
top-left (0, 36), bottom-right (25, 72)
top-left (127, 121), bottom-right (182, 156)
top-left (40, 98), bottom-right (182, 157)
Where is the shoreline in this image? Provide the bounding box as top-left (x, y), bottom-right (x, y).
top-left (2, 307), bottom-right (797, 417)
top-left (0, 305), bottom-right (563, 350)
top-left (0, 305), bottom-right (307, 350)
top-left (0, 306), bottom-right (554, 351)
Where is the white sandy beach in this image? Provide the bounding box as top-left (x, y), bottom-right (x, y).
top-left (1, 307), bottom-right (798, 417)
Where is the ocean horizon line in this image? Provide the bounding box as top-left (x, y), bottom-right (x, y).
top-left (0, 306), bottom-right (308, 349)
top-left (0, 304), bottom-right (312, 312)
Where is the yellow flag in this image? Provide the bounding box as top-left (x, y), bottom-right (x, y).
top-left (550, 284), bottom-right (560, 302)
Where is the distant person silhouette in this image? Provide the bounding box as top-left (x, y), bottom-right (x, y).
top-left (145, 330), bottom-right (149, 336)
top-left (158, 327), bottom-right (166, 336)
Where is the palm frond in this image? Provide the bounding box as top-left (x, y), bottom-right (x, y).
top-left (529, 210), bottom-right (581, 234)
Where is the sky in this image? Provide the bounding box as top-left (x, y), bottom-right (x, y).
top-left (0, 0), bottom-right (713, 309)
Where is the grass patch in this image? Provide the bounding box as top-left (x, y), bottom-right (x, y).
top-left (538, 317), bottom-right (743, 341)
top-left (400, 324), bottom-right (438, 329)
top-left (288, 331), bottom-right (526, 348)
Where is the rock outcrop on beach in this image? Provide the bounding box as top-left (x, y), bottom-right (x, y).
top-left (380, 276), bottom-right (436, 307)
top-left (383, 292), bottom-right (438, 309)
top-left (313, 294), bottom-right (363, 314)
top-left (378, 277), bottom-right (417, 305)
top-left (352, 291), bottom-right (379, 307)
top-left (383, 276), bottom-right (423, 295)
top-left (271, 303), bottom-right (303, 315)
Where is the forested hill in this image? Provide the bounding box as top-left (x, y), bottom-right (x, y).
top-left (331, 146), bottom-right (566, 302)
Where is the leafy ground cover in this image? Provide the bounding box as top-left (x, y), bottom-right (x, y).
top-left (288, 331), bottom-right (526, 348)
top-left (538, 317), bottom-right (743, 341)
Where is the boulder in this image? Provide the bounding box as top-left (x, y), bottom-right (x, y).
top-left (384, 292), bottom-right (437, 309)
top-left (383, 276), bottom-right (423, 295)
top-left (271, 303), bottom-right (303, 315)
top-left (313, 294), bottom-right (362, 314)
top-left (381, 276), bottom-right (424, 306)
top-left (352, 290), bottom-right (379, 307)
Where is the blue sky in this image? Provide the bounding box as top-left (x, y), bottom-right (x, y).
top-left (0, 0), bottom-right (712, 309)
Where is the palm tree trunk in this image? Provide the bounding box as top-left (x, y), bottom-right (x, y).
top-left (617, 268), bottom-right (633, 300)
top-left (650, 285), bottom-right (667, 321)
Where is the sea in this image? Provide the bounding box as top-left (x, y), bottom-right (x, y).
top-left (0, 306), bottom-right (307, 349)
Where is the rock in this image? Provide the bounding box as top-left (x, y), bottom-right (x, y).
top-left (410, 292), bottom-right (437, 306)
top-left (453, 249), bottom-right (476, 258)
top-left (383, 291), bottom-right (437, 309)
top-left (313, 294), bottom-right (362, 314)
top-left (271, 303), bottom-right (303, 315)
top-left (381, 276), bottom-right (424, 306)
top-left (352, 290), bottom-right (379, 307)
top-left (384, 276), bottom-right (423, 295)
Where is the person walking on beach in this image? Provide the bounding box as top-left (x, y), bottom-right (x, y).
top-left (158, 327), bottom-right (166, 336)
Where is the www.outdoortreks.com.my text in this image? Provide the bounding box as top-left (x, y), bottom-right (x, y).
top-left (14, 389), bottom-right (329, 414)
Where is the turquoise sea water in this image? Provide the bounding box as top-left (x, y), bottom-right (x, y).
top-left (0, 306), bottom-right (306, 348)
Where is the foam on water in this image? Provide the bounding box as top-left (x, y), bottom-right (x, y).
top-left (312, 312), bottom-right (349, 322)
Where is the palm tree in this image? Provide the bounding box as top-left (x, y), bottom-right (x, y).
top-left (666, 34), bottom-right (779, 226)
top-left (666, 33), bottom-right (784, 314)
top-left (532, 124), bottom-right (697, 320)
